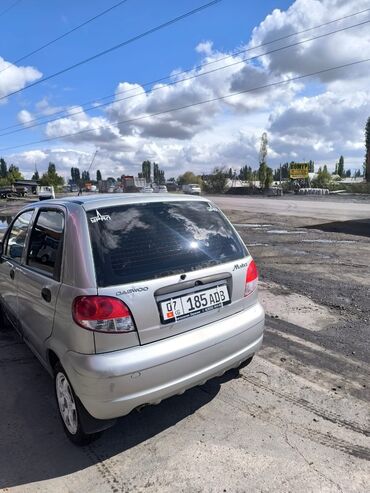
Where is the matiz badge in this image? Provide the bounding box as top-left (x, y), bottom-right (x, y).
top-left (233, 261), bottom-right (248, 271)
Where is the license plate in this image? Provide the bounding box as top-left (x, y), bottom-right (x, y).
top-left (160, 284), bottom-right (230, 323)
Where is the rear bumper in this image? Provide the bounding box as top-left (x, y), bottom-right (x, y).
top-left (63, 302), bottom-right (264, 420)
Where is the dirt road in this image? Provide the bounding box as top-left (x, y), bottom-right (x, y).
top-left (0, 196), bottom-right (369, 492)
top-left (211, 194), bottom-right (370, 221)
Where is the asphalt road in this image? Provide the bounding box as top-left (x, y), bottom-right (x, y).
top-left (210, 194), bottom-right (370, 221)
top-left (0, 196), bottom-right (369, 492)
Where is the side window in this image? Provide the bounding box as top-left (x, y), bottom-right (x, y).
top-left (27, 210), bottom-right (64, 279)
top-left (5, 210), bottom-right (34, 262)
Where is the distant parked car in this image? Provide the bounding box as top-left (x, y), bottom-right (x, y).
top-left (154, 185), bottom-right (168, 193)
top-left (140, 186), bottom-right (154, 193)
top-left (0, 195), bottom-right (264, 444)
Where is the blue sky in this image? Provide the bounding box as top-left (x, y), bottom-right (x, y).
top-left (0, 0), bottom-right (369, 178)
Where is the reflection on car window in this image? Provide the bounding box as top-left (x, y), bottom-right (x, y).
top-left (27, 210), bottom-right (64, 277)
top-left (87, 201), bottom-right (247, 287)
top-left (5, 210), bottom-right (33, 261)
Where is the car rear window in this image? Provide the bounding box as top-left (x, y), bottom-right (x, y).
top-left (87, 201), bottom-right (247, 287)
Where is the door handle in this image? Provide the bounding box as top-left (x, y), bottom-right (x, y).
top-left (41, 287), bottom-right (52, 303)
top-left (10, 268), bottom-right (15, 280)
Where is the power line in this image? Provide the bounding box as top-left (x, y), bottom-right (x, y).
top-left (0, 0), bottom-right (223, 102)
top-left (2, 57), bottom-right (369, 153)
top-left (2, 7), bottom-right (369, 133)
top-left (0, 0), bottom-right (22, 18)
top-left (0, 0), bottom-right (130, 76)
top-left (2, 12), bottom-right (369, 137)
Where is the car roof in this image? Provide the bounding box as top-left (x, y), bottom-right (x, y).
top-left (32, 193), bottom-right (210, 211)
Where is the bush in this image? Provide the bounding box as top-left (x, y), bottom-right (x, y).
top-left (202, 167), bottom-right (229, 194)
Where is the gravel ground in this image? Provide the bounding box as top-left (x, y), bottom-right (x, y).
top-left (0, 197), bottom-right (369, 492)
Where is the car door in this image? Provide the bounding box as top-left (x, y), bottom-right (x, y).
top-left (0, 209), bottom-right (34, 330)
top-left (16, 207), bottom-right (65, 358)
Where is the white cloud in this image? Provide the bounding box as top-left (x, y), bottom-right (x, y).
top-left (195, 41), bottom-right (213, 56)
top-left (45, 106), bottom-right (123, 145)
top-left (17, 109), bottom-right (34, 126)
top-left (4, 0), bottom-right (370, 176)
top-left (0, 57), bottom-right (42, 102)
top-left (35, 97), bottom-right (63, 116)
top-left (247, 0), bottom-right (370, 85)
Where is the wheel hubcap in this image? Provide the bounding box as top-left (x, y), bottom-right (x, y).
top-left (56, 372), bottom-right (78, 435)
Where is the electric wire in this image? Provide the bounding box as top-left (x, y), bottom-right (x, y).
top-left (0, 0), bottom-right (130, 76)
top-left (1, 57), bottom-right (369, 153)
top-left (2, 5), bottom-right (368, 132)
top-left (1, 14), bottom-right (369, 137)
top-left (0, 0), bottom-right (22, 18)
top-left (0, 0), bottom-right (222, 102)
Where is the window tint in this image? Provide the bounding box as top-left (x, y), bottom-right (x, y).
top-left (87, 201), bottom-right (247, 287)
top-left (27, 210), bottom-right (64, 278)
top-left (5, 210), bottom-right (33, 261)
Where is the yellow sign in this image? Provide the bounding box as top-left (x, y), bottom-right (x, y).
top-left (290, 163), bottom-right (309, 179)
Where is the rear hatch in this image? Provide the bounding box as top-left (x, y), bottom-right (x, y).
top-left (86, 199), bottom-right (256, 349)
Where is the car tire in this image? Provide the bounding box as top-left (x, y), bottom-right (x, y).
top-left (54, 363), bottom-right (99, 445)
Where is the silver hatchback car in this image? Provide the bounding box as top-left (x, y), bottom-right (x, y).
top-left (0, 194), bottom-right (264, 444)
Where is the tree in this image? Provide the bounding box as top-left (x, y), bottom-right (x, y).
top-left (258, 162), bottom-right (273, 189)
top-left (365, 116), bottom-right (370, 182)
top-left (81, 170), bottom-right (90, 182)
top-left (337, 155), bottom-right (345, 177)
top-left (7, 164), bottom-right (24, 182)
top-left (259, 132), bottom-right (268, 166)
top-left (203, 167), bottom-right (229, 193)
top-left (40, 162), bottom-right (64, 188)
top-left (265, 167), bottom-right (273, 189)
top-left (239, 165), bottom-right (253, 181)
top-left (257, 132), bottom-right (273, 189)
top-left (312, 166), bottom-right (331, 188)
top-left (153, 162), bottom-right (159, 182)
top-left (308, 160), bottom-right (315, 173)
top-left (142, 160), bottom-right (151, 183)
top-left (177, 171), bottom-right (202, 186)
top-left (354, 169), bottom-right (362, 178)
top-left (0, 158), bottom-right (7, 178)
top-left (96, 169), bottom-right (102, 181)
top-left (345, 169), bottom-right (351, 178)
top-left (71, 167), bottom-right (80, 184)
top-left (32, 170), bottom-right (40, 181)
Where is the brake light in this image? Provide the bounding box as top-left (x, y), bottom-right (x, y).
top-left (245, 260), bottom-right (258, 297)
top-left (72, 296), bottom-right (135, 333)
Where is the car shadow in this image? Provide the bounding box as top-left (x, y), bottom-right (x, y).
top-left (305, 219), bottom-right (370, 238)
top-left (0, 321), bottom-right (236, 489)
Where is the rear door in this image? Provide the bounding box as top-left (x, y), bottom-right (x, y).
top-left (17, 208), bottom-right (65, 357)
top-left (87, 200), bottom-right (254, 347)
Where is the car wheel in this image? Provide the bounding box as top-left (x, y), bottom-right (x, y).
top-left (54, 363), bottom-right (98, 445)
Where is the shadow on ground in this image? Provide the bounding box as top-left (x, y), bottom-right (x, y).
top-left (0, 321), bottom-right (235, 489)
top-left (305, 219), bottom-right (370, 238)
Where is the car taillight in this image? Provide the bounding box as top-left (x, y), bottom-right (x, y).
top-left (245, 260), bottom-right (258, 297)
top-left (72, 296), bottom-right (135, 333)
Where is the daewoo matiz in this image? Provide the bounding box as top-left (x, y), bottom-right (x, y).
top-left (0, 195), bottom-right (264, 444)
